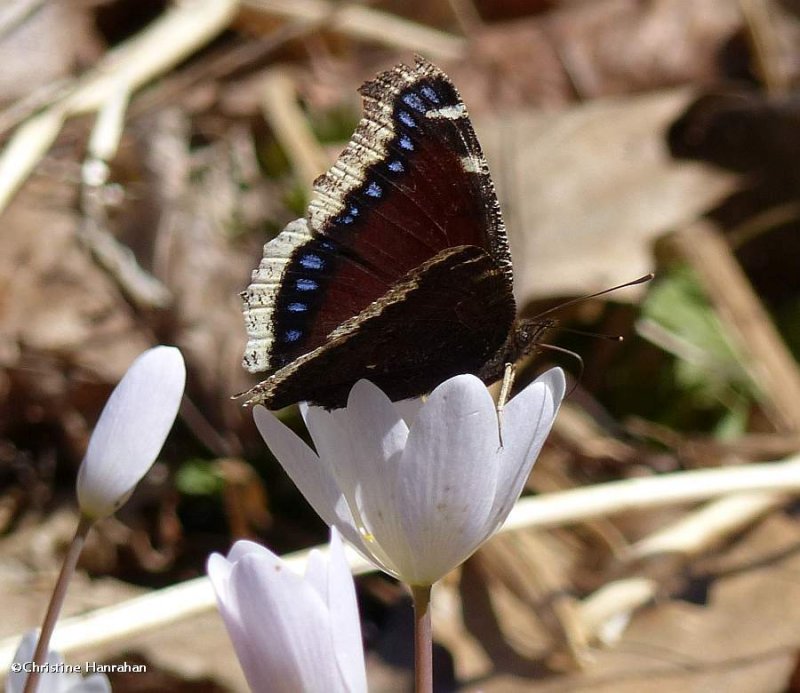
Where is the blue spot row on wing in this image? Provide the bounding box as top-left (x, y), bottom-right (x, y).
top-left (398, 110), bottom-right (416, 129)
top-left (270, 77), bottom-right (460, 362)
top-left (284, 328), bottom-right (303, 343)
top-left (390, 79), bottom-right (457, 157)
top-left (337, 203), bottom-right (361, 225)
top-left (274, 236), bottom-right (344, 354)
top-left (402, 92), bottom-right (427, 112)
top-left (402, 81), bottom-right (447, 113)
top-left (420, 84), bottom-right (440, 104)
top-left (299, 253), bottom-right (324, 270)
top-left (326, 79), bottom-right (455, 230)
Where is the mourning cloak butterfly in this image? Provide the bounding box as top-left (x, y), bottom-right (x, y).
top-left (241, 56), bottom-right (551, 409)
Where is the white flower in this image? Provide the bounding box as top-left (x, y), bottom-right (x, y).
top-left (207, 527), bottom-right (367, 693)
top-left (254, 368), bottom-right (565, 586)
top-left (76, 346), bottom-right (185, 520)
top-left (5, 631), bottom-right (110, 693)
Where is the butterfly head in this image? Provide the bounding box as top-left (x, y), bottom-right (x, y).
top-left (477, 318), bottom-right (554, 386)
top-left (509, 318), bottom-right (555, 360)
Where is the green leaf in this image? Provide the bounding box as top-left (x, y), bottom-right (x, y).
top-left (175, 459), bottom-right (224, 496)
top-left (637, 266), bottom-right (759, 431)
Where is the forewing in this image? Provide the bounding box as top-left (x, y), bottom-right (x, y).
top-left (242, 57), bottom-right (511, 376)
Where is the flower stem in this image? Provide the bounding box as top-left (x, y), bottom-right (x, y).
top-left (411, 584), bottom-right (433, 693)
top-left (23, 514), bottom-right (93, 693)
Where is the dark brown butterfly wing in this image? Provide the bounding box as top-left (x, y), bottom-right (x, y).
top-left (242, 57), bottom-right (512, 380)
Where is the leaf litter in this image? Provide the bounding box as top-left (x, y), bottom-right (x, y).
top-left (2, 0), bottom-right (800, 691)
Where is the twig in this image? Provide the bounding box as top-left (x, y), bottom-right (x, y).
top-left (0, 0), bottom-right (48, 41)
top-left (260, 69), bottom-right (330, 190)
top-left (739, 0), bottom-right (788, 94)
top-left (241, 0), bottom-right (466, 59)
top-left (77, 215), bottom-right (173, 310)
top-left (0, 0), bottom-right (237, 213)
top-left (578, 577), bottom-right (657, 646)
top-left (127, 22), bottom-right (321, 122)
top-left (727, 201), bottom-right (800, 250)
top-left (577, 491), bottom-right (785, 644)
top-left (444, 0), bottom-right (484, 34)
top-left (502, 456), bottom-right (800, 532)
top-left (626, 417), bottom-right (800, 464)
top-left (78, 89), bottom-right (173, 311)
top-left (625, 491), bottom-right (785, 559)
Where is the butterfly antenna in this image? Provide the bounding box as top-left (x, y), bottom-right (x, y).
top-left (555, 325), bottom-right (624, 342)
top-left (532, 273), bottom-right (654, 322)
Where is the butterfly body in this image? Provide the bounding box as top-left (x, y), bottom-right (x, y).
top-left (241, 57), bottom-right (548, 409)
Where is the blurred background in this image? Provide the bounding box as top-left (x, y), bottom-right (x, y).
top-left (2, 0), bottom-right (800, 690)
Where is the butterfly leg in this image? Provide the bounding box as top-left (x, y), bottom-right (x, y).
top-left (496, 362), bottom-right (516, 447)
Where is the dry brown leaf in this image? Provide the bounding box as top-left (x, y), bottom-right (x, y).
top-left (476, 88), bottom-right (738, 303)
top-left (0, 184), bottom-right (153, 382)
top-left (548, 0), bottom-right (742, 98)
top-left (441, 0), bottom-right (742, 110)
top-left (464, 513), bottom-right (800, 692)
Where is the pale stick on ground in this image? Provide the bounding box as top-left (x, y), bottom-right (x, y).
top-left (577, 490), bottom-right (787, 646)
top-left (241, 0), bottom-right (466, 59)
top-left (0, 0), bottom-right (238, 212)
top-left (3, 456), bottom-right (800, 675)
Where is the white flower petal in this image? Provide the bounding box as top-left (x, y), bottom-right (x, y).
top-left (487, 368), bottom-right (565, 531)
top-left (262, 405), bottom-right (396, 574)
top-left (299, 402), bottom-right (351, 459)
top-left (208, 529), bottom-right (365, 693)
top-left (253, 407), bottom-right (363, 552)
top-left (302, 383), bottom-right (412, 574)
top-left (303, 547), bottom-right (328, 599)
top-left (211, 551), bottom-right (344, 692)
top-left (345, 380), bottom-right (409, 464)
top-left (300, 405), bottom-right (360, 496)
top-left (76, 346), bottom-right (185, 520)
top-left (392, 375), bottom-right (501, 584)
top-left (306, 529), bottom-right (367, 693)
top-left (392, 397), bottom-right (424, 428)
top-left (227, 539), bottom-right (274, 564)
top-left (207, 553), bottom-right (234, 597)
top-left (337, 381), bottom-right (412, 565)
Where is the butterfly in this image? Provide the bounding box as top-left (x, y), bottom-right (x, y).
top-left (240, 56), bottom-right (551, 409)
